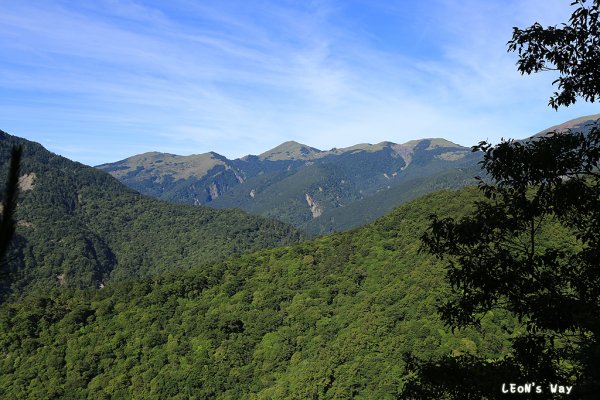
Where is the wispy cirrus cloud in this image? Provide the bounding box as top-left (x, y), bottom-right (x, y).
top-left (0, 0), bottom-right (597, 165)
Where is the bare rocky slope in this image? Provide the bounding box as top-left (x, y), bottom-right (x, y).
top-left (97, 115), bottom-right (600, 234)
top-left (98, 138), bottom-right (480, 233)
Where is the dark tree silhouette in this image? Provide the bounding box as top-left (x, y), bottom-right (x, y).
top-left (0, 145), bottom-right (21, 304)
top-left (402, 1), bottom-right (600, 398)
top-left (508, 0), bottom-right (600, 109)
top-left (403, 127), bottom-right (600, 399)
top-left (0, 146), bottom-right (21, 274)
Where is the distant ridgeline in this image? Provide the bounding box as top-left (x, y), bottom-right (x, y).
top-left (98, 138), bottom-right (482, 234)
top-left (0, 130), bottom-right (304, 296)
top-left (98, 114), bottom-right (600, 234)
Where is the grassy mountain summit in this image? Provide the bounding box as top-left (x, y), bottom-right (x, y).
top-left (96, 115), bottom-right (599, 235)
top-left (258, 140), bottom-right (322, 161)
top-left (102, 151), bottom-right (232, 182)
top-left (97, 150), bottom-right (244, 204)
top-left (98, 137), bottom-right (478, 233)
top-left (532, 113), bottom-right (600, 137)
top-left (0, 130), bottom-right (303, 296)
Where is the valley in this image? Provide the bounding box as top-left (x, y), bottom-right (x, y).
top-left (0, 114), bottom-right (596, 397)
top-left (97, 114), bottom-right (599, 234)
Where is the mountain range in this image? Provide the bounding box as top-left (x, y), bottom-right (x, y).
top-left (97, 138), bottom-right (481, 234)
top-left (97, 114), bottom-right (600, 234)
top-left (0, 130), bottom-right (303, 296)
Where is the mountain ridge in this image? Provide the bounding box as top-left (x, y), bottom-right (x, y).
top-left (533, 113), bottom-right (600, 137)
top-left (97, 115), bottom-right (600, 234)
top-left (100, 137), bottom-right (469, 175)
top-left (97, 137), bottom-right (476, 233)
top-left (0, 129), bottom-right (304, 295)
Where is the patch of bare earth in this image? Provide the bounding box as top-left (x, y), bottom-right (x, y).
top-left (18, 173), bottom-right (36, 191)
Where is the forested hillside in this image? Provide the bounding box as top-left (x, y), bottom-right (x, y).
top-left (301, 165), bottom-right (480, 234)
top-left (0, 187), bottom-right (520, 399)
top-left (0, 131), bottom-right (303, 297)
top-left (3, 0), bottom-right (600, 398)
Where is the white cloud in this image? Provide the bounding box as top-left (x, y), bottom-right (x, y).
top-left (0, 0), bottom-right (597, 165)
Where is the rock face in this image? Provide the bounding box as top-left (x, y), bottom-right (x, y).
top-left (18, 173), bottom-right (36, 191)
top-left (207, 182), bottom-right (220, 201)
top-left (97, 137), bottom-right (481, 230)
top-left (100, 115), bottom-right (600, 232)
top-left (235, 172), bottom-right (245, 183)
top-left (305, 193), bottom-right (323, 218)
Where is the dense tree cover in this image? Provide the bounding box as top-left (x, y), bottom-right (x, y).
top-left (404, 130), bottom-right (600, 399)
top-left (0, 131), bottom-right (303, 297)
top-left (402, 1), bottom-right (600, 397)
top-left (301, 165), bottom-right (481, 234)
top-left (0, 188), bottom-right (521, 399)
top-left (214, 163), bottom-right (362, 227)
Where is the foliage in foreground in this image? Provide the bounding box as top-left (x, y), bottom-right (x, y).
top-left (404, 127), bottom-right (600, 399)
top-left (403, 1), bottom-right (600, 397)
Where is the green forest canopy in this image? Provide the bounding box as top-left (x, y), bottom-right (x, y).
top-left (1, 187), bottom-right (535, 399)
top-left (0, 130), bottom-right (304, 297)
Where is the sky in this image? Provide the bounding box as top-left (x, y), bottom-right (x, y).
top-left (1, 0), bottom-right (599, 166)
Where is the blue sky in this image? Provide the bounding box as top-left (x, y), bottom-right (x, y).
top-left (1, 0), bottom-right (598, 166)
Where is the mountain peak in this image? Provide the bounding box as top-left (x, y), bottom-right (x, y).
top-left (400, 138), bottom-right (463, 149)
top-left (259, 140), bottom-right (322, 161)
top-left (331, 141), bottom-right (397, 153)
top-left (98, 151), bottom-right (230, 181)
top-left (533, 114), bottom-right (600, 137)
